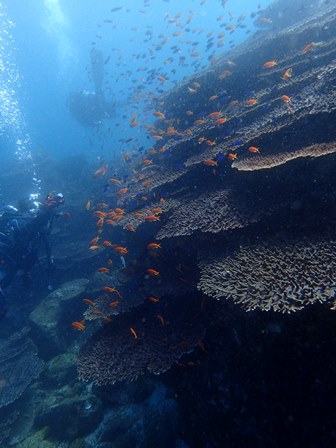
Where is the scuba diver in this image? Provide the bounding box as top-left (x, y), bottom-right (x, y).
top-left (0, 192), bottom-right (64, 317)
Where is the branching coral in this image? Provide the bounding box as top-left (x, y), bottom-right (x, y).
top-left (78, 298), bottom-right (205, 385)
top-left (198, 238), bottom-right (336, 313)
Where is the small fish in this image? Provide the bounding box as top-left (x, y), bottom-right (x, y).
top-left (94, 211), bottom-right (106, 217)
top-left (108, 300), bottom-right (120, 307)
top-left (209, 95), bottom-right (218, 101)
top-left (228, 153), bottom-right (237, 160)
top-left (96, 217), bottom-right (104, 227)
top-left (153, 111), bottom-right (165, 119)
top-left (147, 242), bottom-right (161, 249)
top-left (145, 215), bottom-right (160, 222)
top-left (115, 208), bottom-right (125, 214)
top-left (246, 99), bottom-right (257, 106)
top-left (303, 42), bottom-right (314, 53)
top-left (117, 188), bottom-right (129, 195)
top-left (149, 296), bottom-right (160, 302)
top-left (248, 146), bottom-right (260, 153)
top-left (281, 68), bottom-right (293, 80)
top-left (203, 159), bottom-right (218, 167)
top-left (216, 117), bottom-right (227, 124)
top-left (134, 212), bottom-right (144, 218)
top-left (83, 298), bottom-right (95, 307)
top-left (106, 258), bottom-right (113, 265)
top-left (94, 166), bottom-right (108, 178)
top-left (263, 60), bottom-right (277, 69)
top-left (208, 111), bottom-right (222, 118)
top-left (147, 268), bottom-right (160, 276)
top-left (143, 159), bottom-right (153, 166)
top-left (103, 317), bottom-right (112, 323)
top-left (72, 321), bottom-right (85, 331)
top-left (152, 135), bottom-right (163, 140)
top-left (126, 224), bottom-right (136, 232)
top-left (108, 178), bottom-right (122, 185)
top-left (85, 199), bottom-right (91, 211)
top-left (89, 245), bottom-right (101, 251)
top-left (130, 327), bottom-right (138, 339)
top-left (157, 314), bottom-right (166, 326)
top-left (90, 236), bottom-right (100, 245)
top-left (98, 267), bottom-right (109, 273)
top-left (195, 119), bottom-right (205, 125)
top-left (280, 95), bottom-right (291, 103)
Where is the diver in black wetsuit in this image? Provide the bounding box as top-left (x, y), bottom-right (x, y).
top-left (0, 192), bottom-right (64, 317)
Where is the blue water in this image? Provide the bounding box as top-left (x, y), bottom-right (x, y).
top-left (1, 0), bottom-right (271, 173)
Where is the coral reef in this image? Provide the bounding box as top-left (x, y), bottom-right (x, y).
top-left (198, 238), bottom-right (336, 313)
top-left (232, 140), bottom-right (336, 171)
top-left (78, 297), bottom-right (205, 385)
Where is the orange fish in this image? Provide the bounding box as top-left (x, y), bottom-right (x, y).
top-left (145, 215), bottom-right (160, 222)
top-left (103, 286), bottom-right (115, 293)
top-left (103, 317), bottom-right (112, 323)
top-left (72, 321), bottom-right (85, 331)
top-left (134, 212), bottom-right (144, 219)
top-left (130, 327), bottom-right (138, 339)
top-left (153, 111), bottom-right (165, 119)
top-left (205, 140), bottom-right (216, 146)
top-left (90, 236), bottom-right (100, 245)
top-left (203, 159), bottom-right (218, 167)
top-left (83, 298), bottom-right (95, 307)
top-left (216, 117), bottom-right (227, 124)
top-left (94, 211), bottom-right (106, 217)
top-left (108, 300), bottom-right (120, 308)
top-left (143, 159), bottom-right (153, 166)
top-left (85, 199), bottom-right (91, 211)
top-left (98, 267), bottom-right (109, 273)
top-left (195, 119), bottom-right (205, 125)
top-left (281, 68), bottom-right (293, 80)
top-left (157, 314), bottom-right (166, 326)
top-left (126, 225), bottom-right (136, 232)
top-left (246, 99), bottom-right (258, 106)
top-left (263, 60), bottom-right (277, 69)
top-left (152, 208), bottom-right (162, 215)
top-left (117, 188), bottom-right (129, 195)
top-left (228, 153), bottom-right (237, 160)
top-left (96, 217), bottom-right (104, 227)
top-left (197, 340), bottom-right (208, 353)
top-left (208, 111), bottom-right (222, 118)
top-left (303, 42), bottom-right (314, 53)
top-left (113, 246), bottom-right (128, 254)
top-left (152, 135), bottom-right (163, 140)
top-left (92, 310), bottom-right (103, 316)
top-left (209, 95), bottom-right (218, 101)
top-left (248, 146), bottom-right (260, 153)
top-left (102, 240), bottom-right (112, 247)
top-left (198, 136), bottom-right (206, 143)
top-left (89, 245), bottom-right (101, 251)
top-left (94, 166), bottom-right (108, 178)
top-left (115, 208), bottom-right (125, 214)
top-left (147, 268), bottom-right (160, 276)
top-left (280, 95), bottom-right (291, 103)
top-left (149, 296), bottom-right (160, 303)
top-left (108, 178), bottom-right (122, 185)
top-left (147, 243), bottom-right (161, 249)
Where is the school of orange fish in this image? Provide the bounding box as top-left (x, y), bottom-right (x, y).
top-left (71, 0), bottom-right (318, 341)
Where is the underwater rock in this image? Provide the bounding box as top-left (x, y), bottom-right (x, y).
top-left (33, 384), bottom-right (103, 442)
top-left (0, 327), bottom-right (43, 409)
top-left (84, 383), bottom-right (180, 448)
top-left (41, 353), bottom-right (78, 388)
top-left (29, 278), bottom-right (90, 359)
